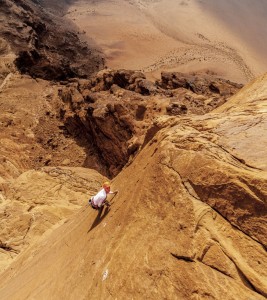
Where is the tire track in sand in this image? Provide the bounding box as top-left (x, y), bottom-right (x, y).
top-left (125, 0), bottom-right (254, 81)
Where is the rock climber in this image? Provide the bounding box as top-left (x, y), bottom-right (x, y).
top-left (89, 181), bottom-right (118, 210)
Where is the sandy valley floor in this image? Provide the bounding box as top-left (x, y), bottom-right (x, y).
top-left (64, 0), bottom-right (267, 83)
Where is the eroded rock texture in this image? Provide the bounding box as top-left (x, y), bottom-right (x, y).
top-left (57, 69), bottom-right (242, 176)
top-left (0, 0), bottom-right (104, 81)
top-left (0, 167), bottom-right (105, 272)
top-left (0, 72), bottom-right (266, 300)
top-left (0, 2), bottom-right (266, 298)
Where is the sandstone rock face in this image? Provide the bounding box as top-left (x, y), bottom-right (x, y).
top-left (0, 3), bottom-right (266, 298)
top-left (0, 69), bottom-right (240, 180)
top-left (0, 167), bottom-right (105, 273)
top-left (0, 72), bottom-right (109, 273)
top-left (0, 74), bottom-right (92, 179)
top-left (0, 72), bottom-right (266, 299)
top-left (57, 69), bottom-right (242, 176)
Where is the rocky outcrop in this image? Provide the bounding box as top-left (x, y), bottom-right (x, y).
top-left (0, 70), bottom-right (265, 299)
top-left (0, 73), bottom-right (108, 273)
top-left (0, 73), bottom-right (266, 299)
top-left (3, 68), bottom-right (238, 179)
top-left (0, 0), bottom-right (104, 80)
top-left (158, 71), bottom-right (243, 94)
top-left (0, 0), bottom-right (266, 294)
top-left (0, 74), bottom-right (89, 179)
top-left (57, 69), bottom-right (242, 176)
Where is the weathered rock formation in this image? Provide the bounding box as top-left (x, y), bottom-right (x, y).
top-left (0, 1), bottom-right (266, 299)
top-left (0, 72), bottom-right (266, 299)
top-left (0, 0), bottom-right (104, 81)
top-left (57, 69), bottom-right (242, 176)
top-left (0, 71), bottom-right (105, 273)
top-left (1, 69), bottom-right (241, 179)
top-left (0, 166), bottom-right (105, 272)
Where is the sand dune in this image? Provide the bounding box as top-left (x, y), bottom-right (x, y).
top-left (65, 0), bottom-right (267, 83)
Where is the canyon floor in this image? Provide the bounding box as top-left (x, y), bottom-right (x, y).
top-left (66, 0), bottom-right (267, 83)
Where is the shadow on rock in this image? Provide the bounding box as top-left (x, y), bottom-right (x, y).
top-left (88, 206), bottom-right (110, 232)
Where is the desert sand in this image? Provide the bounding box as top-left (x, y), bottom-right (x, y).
top-left (65, 0), bottom-right (267, 83)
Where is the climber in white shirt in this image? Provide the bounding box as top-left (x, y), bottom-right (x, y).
top-left (89, 181), bottom-right (118, 209)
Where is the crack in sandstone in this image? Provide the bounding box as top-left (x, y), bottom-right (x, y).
top-left (177, 160), bottom-right (266, 250)
top-left (22, 217), bottom-right (34, 241)
top-left (218, 144), bottom-right (263, 171)
top-left (161, 161), bottom-right (267, 297)
top-left (196, 240), bottom-right (258, 287)
top-left (218, 247), bottom-right (263, 296)
top-left (139, 159), bottom-right (264, 251)
top-left (237, 177), bottom-right (267, 204)
top-left (171, 253), bottom-right (194, 262)
top-left (194, 201), bottom-right (267, 297)
top-left (192, 185), bottom-right (266, 251)
top-left (198, 259), bottom-right (234, 279)
top-left (160, 161), bottom-right (200, 201)
top-left (199, 197), bottom-right (266, 250)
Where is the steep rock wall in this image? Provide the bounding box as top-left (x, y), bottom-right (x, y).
top-left (0, 72), bottom-right (266, 300)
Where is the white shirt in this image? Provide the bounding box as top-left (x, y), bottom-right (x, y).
top-left (92, 188), bottom-right (112, 207)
